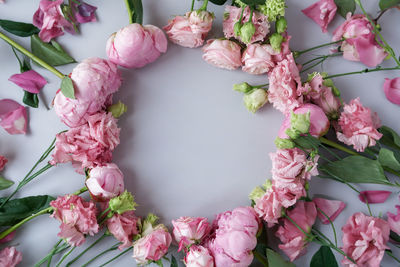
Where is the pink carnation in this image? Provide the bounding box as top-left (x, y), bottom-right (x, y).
top-left (336, 98), bottom-right (382, 152)
top-left (241, 43), bottom-right (277, 74)
top-left (0, 246), bottom-right (22, 267)
top-left (383, 77), bottom-right (400, 105)
top-left (342, 212), bottom-right (390, 267)
top-left (202, 39), bottom-right (242, 70)
top-left (172, 217), bottom-right (210, 251)
top-left (0, 155), bottom-right (8, 171)
top-left (302, 0), bottom-right (337, 33)
top-left (106, 210), bottom-right (139, 250)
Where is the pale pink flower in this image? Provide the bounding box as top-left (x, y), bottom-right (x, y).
top-left (336, 98), bottom-right (382, 152)
top-left (86, 163), bottom-right (124, 201)
top-left (241, 43), bottom-right (277, 74)
top-left (202, 39), bottom-right (242, 70)
top-left (359, 190), bottom-right (391, 204)
top-left (342, 212), bottom-right (390, 267)
top-left (313, 197), bottom-right (345, 224)
top-left (0, 99), bottom-right (27, 135)
top-left (172, 217), bottom-right (210, 251)
top-left (106, 210), bottom-right (139, 250)
top-left (185, 245), bottom-right (214, 267)
top-left (383, 77), bottom-right (400, 105)
top-left (276, 201), bottom-right (317, 261)
top-left (0, 247), bottom-right (22, 267)
top-left (0, 155), bottom-right (7, 171)
top-left (332, 14), bottom-right (387, 67)
top-left (302, 0), bottom-right (337, 33)
top-left (9, 70), bottom-right (47, 94)
top-left (106, 23), bottom-right (167, 68)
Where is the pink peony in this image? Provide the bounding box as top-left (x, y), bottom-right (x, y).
top-left (172, 217), bottom-right (210, 251)
top-left (302, 0), bottom-right (337, 33)
top-left (202, 39), bottom-right (242, 70)
top-left (132, 225), bottom-right (172, 265)
top-left (223, 6), bottom-right (269, 44)
top-left (383, 77), bottom-right (400, 105)
top-left (313, 197), bottom-right (346, 224)
top-left (32, 0), bottom-right (74, 42)
top-left (336, 98), bottom-right (382, 152)
top-left (86, 163), bottom-right (124, 201)
top-left (50, 194), bottom-right (99, 247)
top-left (163, 11), bottom-right (213, 48)
top-left (185, 245), bottom-right (214, 267)
top-left (342, 212), bottom-right (390, 267)
top-left (9, 70), bottom-right (47, 94)
top-left (106, 210), bottom-right (139, 250)
top-left (276, 201), bottom-right (317, 261)
top-left (241, 43), bottom-right (277, 74)
top-left (332, 14), bottom-right (387, 67)
top-left (0, 99), bottom-right (27, 135)
top-left (106, 23), bottom-right (167, 68)
top-left (0, 155), bottom-right (7, 171)
top-left (0, 246), bottom-right (22, 267)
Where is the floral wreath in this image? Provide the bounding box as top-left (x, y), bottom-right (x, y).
top-left (0, 0), bottom-right (400, 266)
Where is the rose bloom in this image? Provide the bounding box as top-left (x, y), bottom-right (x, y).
top-left (241, 43), bottom-right (277, 74)
top-left (336, 98), bottom-right (382, 152)
top-left (0, 99), bottom-right (28, 135)
top-left (0, 246), bottom-right (22, 267)
top-left (301, 0), bottom-right (337, 33)
top-left (383, 77), bottom-right (400, 105)
top-left (342, 212), bottom-right (390, 267)
top-left (185, 245), bottom-right (214, 267)
top-left (223, 5), bottom-right (269, 44)
top-left (106, 210), bottom-right (139, 249)
top-left (33, 0), bottom-right (74, 42)
top-left (50, 194), bottom-right (99, 247)
top-left (172, 217), bottom-right (210, 250)
top-left (106, 23), bottom-right (167, 68)
top-left (0, 155), bottom-right (8, 171)
top-left (276, 201), bottom-right (317, 261)
top-left (163, 11), bottom-right (213, 48)
top-left (332, 14), bottom-right (387, 67)
top-left (202, 39), bottom-right (242, 70)
top-left (86, 163), bottom-right (124, 201)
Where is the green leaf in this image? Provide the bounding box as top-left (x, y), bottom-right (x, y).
top-left (154, 259), bottom-right (164, 267)
top-left (126, 0), bottom-right (143, 24)
top-left (390, 231), bottom-right (400, 243)
top-left (0, 195), bottom-right (54, 226)
top-left (23, 91), bottom-right (39, 108)
top-left (60, 76), bottom-right (75, 99)
top-left (31, 34), bottom-right (75, 66)
top-left (266, 248), bottom-right (296, 267)
top-left (319, 156), bottom-right (390, 185)
top-left (0, 176), bottom-right (14, 190)
top-left (294, 135), bottom-right (321, 150)
top-left (210, 0), bottom-right (229, 5)
top-left (379, 0), bottom-right (400, 10)
top-left (310, 246), bottom-right (338, 267)
top-left (379, 126), bottom-right (400, 150)
top-left (334, 0), bottom-right (356, 18)
top-left (170, 255), bottom-right (178, 267)
top-left (378, 148), bottom-right (400, 171)
top-left (0, 19), bottom-right (40, 37)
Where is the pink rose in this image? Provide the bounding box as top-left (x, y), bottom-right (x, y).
top-left (50, 194), bottom-right (99, 247)
top-left (332, 14), bottom-right (387, 67)
top-left (202, 39), bottom-right (242, 70)
top-left (106, 23), bottom-right (167, 68)
top-left (302, 0), bottom-right (337, 33)
top-left (241, 43), bottom-right (277, 74)
top-left (133, 225), bottom-right (172, 265)
top-left (8, 70), bottom-right (47, 94)
top-left (342, 212), bottom-right (390, 267)
top-left (185, 245), bottom-right (214, 267)
top-left (383, 77), bottom-right (400, 105)
top-left (106, 210), bottom-right (139, 249)
top-left (172, 217), bottom-right (210, 251)
top-left (0, 155), bottom-right (8, 171)
top-left (313, 197), bottom-right (346, 224)
top-left (0, 247), bottom-right (22, 267)
top-left (32, 0), bottom-right (74, 42)
top-left (223, 6), bottom-right (269, 44)
top-left (336, 98), bottom-right (382, 152)
top-left (276, 201), bottom-right (317, 261)
top-left (0, 99), bottom-right (27, 135)
top-left (163, 11), bottom-right (213, 48)
top-left (86, 163), bottom-right (124, 201)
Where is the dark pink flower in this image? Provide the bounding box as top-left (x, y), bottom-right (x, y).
top-left (9, 70), bottom-right (47, 94)
top-left (107, 210), bottom-right (139, 249)
top-left (0, 99), bottom-right (27, 135)
top-left (0, 155), bottom-right (8, 171)
top-left (383, 77), bottom-right (400, 105)
top-left (359, 190), bottom-right (391, 204)
top-left (72, 1), bottom-right (97, 24)
top-left (302, 0), bottom-right (337, 33)
top-left (0, 246), bottom-right (22, 267)
top-left (313, 197), bottom-right (345, 224)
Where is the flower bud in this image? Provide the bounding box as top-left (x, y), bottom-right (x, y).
top-left (142, 213), bottom-right (159, 236)
top-left (240, 21), bottom-right (256, 44)
top-left (259, 0), bottom-right (286, 22)
top-left (233, 82), bottom-right (253, 93)
top-left (109, 191), bottom-right (137, 215)
top-left (86, 163), bottom-right (124, 201)
top-left (243, 89), bottom-right (268, 113)
top-left (249, 186), bottom-right (266, 202)
top-left (269, 33), bottom-right (284, 52)
top-left (276, 17), bottom-right (287, 33)
top-left (107, 101), bottom-right (127, 118)
top-left (274, 137), bottom-right (295, 149)
top-left (233, 21), bottom-right (242, 37)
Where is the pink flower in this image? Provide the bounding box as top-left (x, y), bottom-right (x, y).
top-left (133, 225), bottom-right (172, 265)
top-left (223, 6), bottom-right (269, 44)
top-left (271, 35), bottom-right (292, 64)
top-left (86, 163), bottom-right (124, 201)
top-left (0, 247), bottom-right (22, 267)
top-left (302, 0), bottom-right (337, 33)
top-left (332, 14), bottom-right (387, 67)
top-left (172, 217), bottom-right (210, 251)
top-left (359, 190), bottom-right (391, 204)
top-left (388, 204), bottom-right (400, 236)
top-left (0, 155), bottom-right (8, 171)
top-left (185, 245), bottom-right (214, 267)
top-left (8, 70), bottom-right (47, 94)
top-left (336, 98), bottom-right (382, 152)
top-left (202, 39), bottom-right (242, 70)
top-left (268, 53), bottom-right (304, 113)
top-left (276, 201), bottom-right (317, 261)
top-left (0, 99), bottom-right (27, 135)
top-left (106, 23), bottom-right (167, 68)
top-left (383, 77), bottom-right (400, 105)
top-left (342, 212), bottom-right (390, 267)
top-left (241, 43), bottom-right (277, 74)
top-left (106, 210), bottom-right (139, 250)
top-left (50, 194), bottom-right (99, 247)
top-left (72, 1), bottom-right (97, 24)
top-left (163, 11), bottom-right (213, 48)
top-left (32, 0), bottom-right (74, 42)
top-left (313, 197), bottom-right (346, 224)
top-left (0, 231), bottom-right (15, 243)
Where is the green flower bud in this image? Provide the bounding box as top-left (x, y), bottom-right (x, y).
top-left (249, 186), bottom-right (266, 202)
top-left (262, 179), bottom-right (272, 190)
top-left (141, 213), bottom-right (160, 236)
top-left (233, 82), bottom-right (253, 93)
top-left (234, 21), bottom-right (242, 37)
top-left (290, 111), bottom-right (310, 134)
top-left (269, 33), bottom-right (284, 52)
top-left (323, 78), bottom-right (340, 96)
top-left (274, 137), bottom-right (295, 149)
top-left (285, 128), bottom-right (300, 139)
top-left (109, 191), bottom-right (137, 214)
top-left (107, 101), bottom-right (127, 118)
top-left (259, 0), bottom-right (286, 22)
top-left (234, 0), bottom-right (247, 8)
top-left (243, 89), bottom-right (268, 113)
top-left (276, 17), bottom-right (287, 34)
top-left (240, 21), bottom-right (256, 44)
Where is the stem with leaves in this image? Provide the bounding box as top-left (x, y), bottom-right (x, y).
top-left (294, 39), bottom-right (343, 58)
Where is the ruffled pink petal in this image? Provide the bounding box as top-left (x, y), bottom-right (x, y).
top-left (347, 36), bottom-right (387, 67)
top-left (383, 78), bottom-right (400, 105)
top-left (313, 197), bottom-right (345, 224)
top-left (301, 0), bottom-right (337, 33)
top-left (0, 99), bottom-right (28, 135)
top-left (359, 190), bottom-right (391, 204)
top-left (8, 70), bottom-right (47, 94)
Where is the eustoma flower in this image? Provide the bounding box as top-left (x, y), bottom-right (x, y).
top-left (86, 163), bottom-right (124, 201)
top-left (301, 0), bottom-right (337, 33)
top-left (184, 245), bottom-right (214, 267)
top-left (172, 217), bottom-right (210, 251)
top-left (0, 99), bottom-right (28, 135)
top-left (241, 43), bottom-right (276, 74)
top-left (0, 247), bottom-right (22, 267)
top-left (202, 39), bottom-right (242, 70)
top-left (106, 210), bottom-right (139, 249)
top-left (383, 77), bottom-right (400, 105)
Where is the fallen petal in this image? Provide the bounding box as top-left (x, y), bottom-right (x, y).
top-left (8, 70), bottom-right (47, 94)
top-left (0, 99), bottom-right (28, 135)
top-left (359, 190), bottom-right (391, 204)
top-left (313, 197), bottom-right (346, 224)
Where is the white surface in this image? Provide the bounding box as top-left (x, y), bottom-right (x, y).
top-left (0, 0), bottom-right (400, 266)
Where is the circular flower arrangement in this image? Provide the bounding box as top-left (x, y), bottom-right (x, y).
top-left (0, 0), bottom-right (400, 266)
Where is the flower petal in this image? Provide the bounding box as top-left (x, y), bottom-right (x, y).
top-left (359, 190), bottom-right (391, 204)
top-left (0, 99), bottom-right (28, 135)
top-left (313, 197), bottom-right (346, 224)
top-left (9, 70), bottom-right (47, 94)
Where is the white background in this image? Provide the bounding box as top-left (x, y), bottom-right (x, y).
top-left (0, 0), bottom-right (400, 266)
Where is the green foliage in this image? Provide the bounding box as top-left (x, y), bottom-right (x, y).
top-left (378, 148), bottom-right (400, 171)
top-left (334, 0), bottom-right (356, 18)
top-left (0, 176), bottom-right (14, 190)
top-left (60, 76), bottom-right (75, 99)
top-left (266, 248), bottom-right (296, 267)
top-left (379, 0), bottom-right (400, 10)
top-left (23, 91), bottom-right (39, 108)
top-left (31, 34), bottom-right (75, 66)
top-left (0, 19), bottom-right (39, 37)
top-left (310, 246), bottom-right (339, 267)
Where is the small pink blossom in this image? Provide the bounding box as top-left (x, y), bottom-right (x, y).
top-left (342, 212), bottom-right (390, 267)
top-left (0, 99), bottom-right (27, 135)
top-left (359, 190), bottom-right (391, 204)
top-left (8, 70), bottom-right (47, 94)
top-left (106, 23), bottom-right (167, 68)
top-left (0, 155), bottom-right (8, 171)
top-left (241, 43), bottom-right (277, 74)
top-left (172, 217), bottom-right (210, 251)
top-left (313, 197), bottom-right (346, 224)
top-left (302, 0), bottom-right (337, 33)
top-left (336, 98), bottom-right (382, 152)
top-left (0, 247), bottom-right (22, 267)
top-left (185, 245), bottom-right (214, 267)
top-left (202, 39), bottom-right (242, 70)
top-left (106, 210), bottom-right (139, 250)
top-left (383, 77), bottom-right (400, 105)
top-left (86, 163), bottom-right (124, 201)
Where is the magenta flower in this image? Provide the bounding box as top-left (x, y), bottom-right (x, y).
top-left (0, 99), bottom-right (27, 135)
top-left (0, 155), bottom-right (8, 171)
top-left (0, 247), bottom-right (22, 267)
top-left (387, 197), bottom-right (400, 236)
top-left (313, 197), bottom-right (345, 224)
top-left (0, 231), bottom-right (15, 243)
top-left (302, 0), bottom-right (337, 33)
top-left (383, 77), bottom-right (400, 105)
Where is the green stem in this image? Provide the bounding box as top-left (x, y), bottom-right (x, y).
top-left (387, 250), bottom-right (400, 263)
top-left (81, 242), bottom-right (121, 267)
top-left (0, 31), bottom-right (65, 79)
top-left (238, 6), bottom-right (245, 23)
top-left (294, 39), bottom-right (343, 57)
top-left (320, 137), bottom-right (358, 156)
top-left (190, 0), bottom-right (195, 11)
top-left (55, 246), bottom-right (76, 267)
top-left (301, 52), bottom-right (342, 67)
top-left (300, 53), bottom-right (343, 73)
top-left (98, 207), bottom-right (111, 221)
top-left (324, 66), bottom-right (400, 80)
top-left (46, 239), bottom-right (63, 267)
top-left (34, 241), bottom-right (69, 267)
top-left (98, 247), bottom-right (131, 267)
top-left (124, 0), bottom-right (134, 24)
top-left (316, 207), bottom-right (338, 247)
top-left (200, 0), bottom-right (209, 11)
top-left (66, 232), bottom-right (108, 266)
top-left (253, 250), bottom-right (269, 267)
